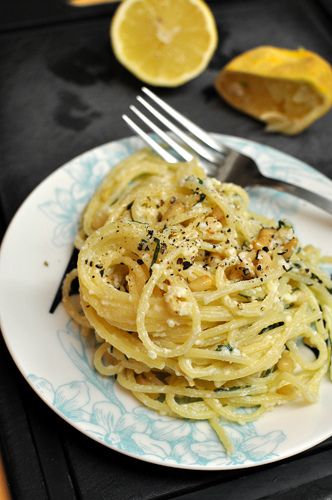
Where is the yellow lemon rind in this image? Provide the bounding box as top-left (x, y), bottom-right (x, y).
top-left (215, 46), bottom-right (332, 134)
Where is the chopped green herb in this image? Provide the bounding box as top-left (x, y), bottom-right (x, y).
top-left (278, 219), bottom-right (292, 230)
top-left (310, 272), bottom-right (323, 284)
top-left (214, 385), bottom-right (250, 393)
top-left (259, 321), bottom-right (285, 335)
top-left (175, 396), bottom-right (203, 404)
top-left (303, 339), bottom-right (320, 359)
top-left (196, 193), bottom-right (206, 204)
top-left (150, 237), bottom-right (161, 273)
top-left (261, 366), bottom-right (276, 377)
top-left (216, 343), bottom-right (234, 352)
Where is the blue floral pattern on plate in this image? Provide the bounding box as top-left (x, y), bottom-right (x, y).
top-left (30, 134), bottom-right (332, 469)
top-left (28, 319), bottom-right (286, 467)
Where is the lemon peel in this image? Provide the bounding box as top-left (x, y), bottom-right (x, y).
top-left (215, 46), bottom-right (332, 134)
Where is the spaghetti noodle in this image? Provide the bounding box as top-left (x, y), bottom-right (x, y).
top-left (63, 149), bottom-right (332, 452)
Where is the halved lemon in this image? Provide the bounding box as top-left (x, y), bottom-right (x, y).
top-left (110, 0), bottom-right (218, 87)
top-left (215, 46), bottom-right (332, 134)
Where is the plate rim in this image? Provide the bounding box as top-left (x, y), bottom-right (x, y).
top-left (0, 133), bottom-right (332, 471)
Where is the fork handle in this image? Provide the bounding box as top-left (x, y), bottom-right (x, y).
top-left (253, 176), bottom-right (332, 215)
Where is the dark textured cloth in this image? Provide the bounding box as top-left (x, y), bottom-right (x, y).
top-left (0, 1), bottom-right (332, 499)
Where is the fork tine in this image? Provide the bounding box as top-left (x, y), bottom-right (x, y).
top-left (130, 105), bottom-right (193, 162)
top-left (141, 87), bottom-right (228, 155)
top-left (122, 114), bottom-right (178, 164)
top-left (137, 95), bottom-right (219, 164)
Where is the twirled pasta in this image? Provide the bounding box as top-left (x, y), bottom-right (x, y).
top-left (63, 149), bottom-right (332, 452)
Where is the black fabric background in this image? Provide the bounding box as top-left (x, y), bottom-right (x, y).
top-left (0, 1), bottom-right (332, 499)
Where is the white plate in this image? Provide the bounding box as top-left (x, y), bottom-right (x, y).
top-left (1, 134), bottom-right (332, 470)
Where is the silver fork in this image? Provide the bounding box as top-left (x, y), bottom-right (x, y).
top-left (123, 87), bottom-right (332, 215)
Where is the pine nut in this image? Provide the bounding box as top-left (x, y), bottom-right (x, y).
top-left (254, 250), bottom-right (272, 273)
top-left (277, 353), bottom-right (294, 372)
top-left (189, 275), bottom-right (213, 291)
top-left (277, 384), bottom-right (296, 397)
top-left (282, 238), bottom-right (298, 259)
top-left (254, 228), bottom-right (276, 249)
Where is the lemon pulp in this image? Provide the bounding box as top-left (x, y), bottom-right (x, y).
top-left (111, 0), bottom-right (218, 87)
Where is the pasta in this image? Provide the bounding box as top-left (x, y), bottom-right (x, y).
top-left (63, 149), bottom-right (332, 453)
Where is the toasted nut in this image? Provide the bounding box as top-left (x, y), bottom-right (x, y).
top-left (254, 249), bottom-right (272, 273)
top-left (254, 228), bottom-right (276, 250)
top-left (189, 275), bottom-right (213, 291)
top-left (277, 353), bottom-right (294, 372)
top-left (226, 265), bottom-right (242, 281)
top-left (282, 237), bottom-right (298, 259)
top-left (226, 264), bottom-right (255, 281)
top-left (277, 384), bottom-right (297, 397)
